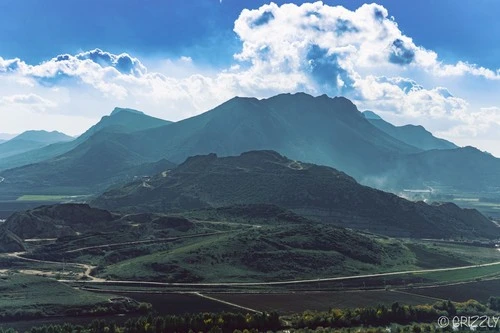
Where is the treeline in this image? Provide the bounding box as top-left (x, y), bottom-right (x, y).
top-left (0, 299), bottom-right (498, 333)
top-left (291, 299), bottom-right (491, 329)
top-left (0, 301), bottom-right (148, 322)
top-left (3, 312), bottom-right (280, 333)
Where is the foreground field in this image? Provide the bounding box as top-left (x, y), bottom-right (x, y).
top-left (0, 273), bottom-right (139, 321)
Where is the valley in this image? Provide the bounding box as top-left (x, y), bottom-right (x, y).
top-left (1, 198), bottom-right (500, 329)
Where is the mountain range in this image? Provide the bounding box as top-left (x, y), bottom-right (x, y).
top-left (0, 108), bottom-right (170, 172)
top-left (1, 92), bottom-right (499, 198)
top-left (0, 130), bottom-right (73, 159)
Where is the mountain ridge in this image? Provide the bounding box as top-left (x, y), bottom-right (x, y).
top-left (362, 111), bottom-right (457, 151)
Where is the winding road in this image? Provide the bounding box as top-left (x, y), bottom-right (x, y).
top-left (55, 259), bottom-right (500, 287)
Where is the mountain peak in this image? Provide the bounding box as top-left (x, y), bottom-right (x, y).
top-left (11, 130), bottom-right (73, 143)
top-left (110, 107), bottom-right (145, 116)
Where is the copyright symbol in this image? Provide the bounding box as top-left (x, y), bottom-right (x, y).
top-left (438, 316), bottom-right (450, 328)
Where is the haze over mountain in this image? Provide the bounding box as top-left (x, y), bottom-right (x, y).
top-left (363, 111), bottom-right (458, 151)
top-left (94, 150), bottom-right (498, 239)
top-left (0, 130), bottom-right (73, 159)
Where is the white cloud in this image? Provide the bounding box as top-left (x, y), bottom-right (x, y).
top-left (0, 2), bottom-right (499, 155)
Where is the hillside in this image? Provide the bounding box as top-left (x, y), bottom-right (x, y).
top-left (0, 130), bottom-right (73, 159)
top-left (363, 111), bottom-right (457, 151)
top-left (3, 204), bottom-right (116, 239)
top-left (0, 108), bottom-right (171, 172)
top-left (0, 203), bottom-right (414, 282)
top-left (93, 150), bottom-right (499, 239)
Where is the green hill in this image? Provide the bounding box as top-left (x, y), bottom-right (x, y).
top-left (93, 150), bottom-right (498, 239)
top-left (0, 203), bottom-right (414, 282)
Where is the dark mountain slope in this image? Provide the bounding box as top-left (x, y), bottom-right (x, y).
top-left (363, 111), bottom-right (457, 151)
top-left (93, 150), bottom-right (498, 239)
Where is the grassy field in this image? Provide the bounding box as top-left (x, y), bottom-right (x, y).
top-left (0, 272), bottom-right (122, 320)
top-left (407, 278), bottom-right (500, 302)
top-left (406, 241), bottom-right (500, 266)
top-left (414, 263), bottom-right (500, 283)
top-left (16, 195), bottom-right (78, 201)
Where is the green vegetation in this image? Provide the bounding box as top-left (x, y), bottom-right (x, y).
top-left (0, 273), bottom-right (141, 320)
top-left (414, 263), bottom-right (500, 283)
top-left (1, 298), bottom-right (499, 332)
top-left (2, 203), bottom-right (500, 285)
top-left (91, 223), bottom-right (415, 283)
top-left (16, 195), bottom-right (75, 201)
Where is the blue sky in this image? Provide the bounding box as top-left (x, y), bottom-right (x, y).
top-left (1, 0), bottom-right (498, 68)
top-left (0, 1), bottom-right (499, 155)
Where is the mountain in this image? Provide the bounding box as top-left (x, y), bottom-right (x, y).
top-left (10, 130), bottom-right (73, 144)
top-left (0, 130), bottom-right (177, 194)
top-left (99, 93), bottom-right (500, 194)
top-left (0, 108), bottom-right (171, 171)
top-left (93, 150), bottom-right (498, 239)
top-left (0, 130), bottom-right (73, 159)
top-left (77, 107), bottom-right (171, 142)
top-left (94, 93), bottom-right (420, 178)
top-left (0, 93), bottom-right (419, 195)
top-left (2, 93), bottom-right (500, 196)
top-left (363, 111), bottom-right (457, 151)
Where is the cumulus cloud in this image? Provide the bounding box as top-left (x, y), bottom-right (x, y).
top-left (0, 2), bottom-right (499, 154)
